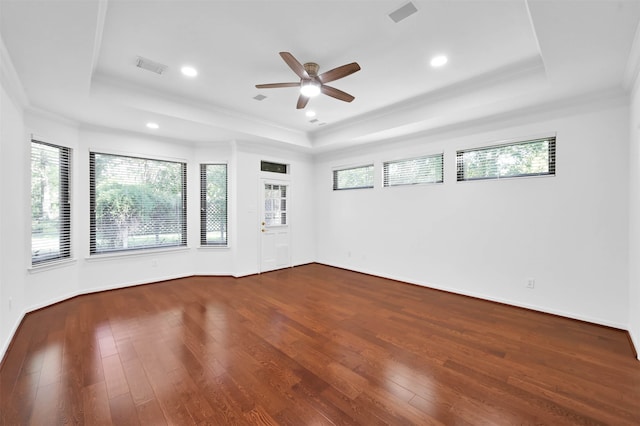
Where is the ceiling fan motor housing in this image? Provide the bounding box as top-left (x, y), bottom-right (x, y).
top-left (303, 62), bottom-right (320, 77)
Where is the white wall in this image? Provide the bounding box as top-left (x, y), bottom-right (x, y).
top-left (0, 79), bottom-right (28, 358)
top-left (0, 102), bottom-right (317, 360)
top-left (315, 98), bottom-right (630, 328)
top-left (629, 73), bottom-right (640, 358)
top-left (233, 142), bottom-right (316, 276)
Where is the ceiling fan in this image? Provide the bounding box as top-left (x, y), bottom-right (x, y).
top-left (256, 52), bottom-right (361, 109)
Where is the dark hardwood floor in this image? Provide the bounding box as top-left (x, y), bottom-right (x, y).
top-left (1, 263), bottom-right (639, 425)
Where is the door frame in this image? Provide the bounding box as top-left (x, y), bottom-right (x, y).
top-left (259, 176), bottom-right (291, 273)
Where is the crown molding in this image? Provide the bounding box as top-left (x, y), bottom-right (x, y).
top-left (623, 20), bottom-right (640, 92)
top-left (0, 34), bottom-right (28, 109)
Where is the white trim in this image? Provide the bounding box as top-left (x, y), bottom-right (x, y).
top-left (28, 258), bottom-right (77, 273)
top-left (197, 245), bottom-right (230, 250)
top-left (88, 147), bottom-right (187, 164)
top-left (0, 310), bottom-right (26, 365)
top-left (456, 132), bottom-right (557, 153)
top-left (629, 329), bottom-right (640, 361)
top-left (623, 19), bottom-right (640, 91)
top-left (90, 0), bottom-right (109, 76)
top-left (0, 33), bottom-right (28, 108)
top-left (85, 246), bottom-right (190, 262)
top-left (30, 132), bottom-right (75, 150)
top-left (318, 261), bottom-right (629, 331)
top-left (382, 150), bottom-right (445, 166)
top-left (331, 162), bottom-right (375, 172)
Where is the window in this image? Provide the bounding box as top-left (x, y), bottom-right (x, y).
top-left (264, 183), bottom-right (287, 226)
top-left (383, 153), bottom-right (443, 187)
top-left (90, 152), bottom-right (187, 254)
top-left (261, 160), bottom-right (288, 174)
top-left (200, 164), bottom-right (228, 246)
top-left (31, 140), bottom-right (71, 265)
top-left (333, 164), bottom-right (374, 190)
top-left (457, 137), bottom-right (556, 181)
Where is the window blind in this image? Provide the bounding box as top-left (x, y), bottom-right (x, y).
top-left (457, 137), bottom-right (556, 181)
top-left (333, 164), bottom-right (374, 190)
top-left (200, 164), bottom-right (228, 246)
top-left (383, 153), bottom-right (443, 187)
top-left (31, 140), bottom-right (71, 264)
top-left (90, 152), bottom-right (187, 254)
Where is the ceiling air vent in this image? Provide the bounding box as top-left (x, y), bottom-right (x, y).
top-left (389, 2), bottom-right (418, 23)
top-left (136, 56), bottom-right (168, 75)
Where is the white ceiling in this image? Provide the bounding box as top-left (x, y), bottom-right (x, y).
top-left (1, 0), bottom-right (639, 151)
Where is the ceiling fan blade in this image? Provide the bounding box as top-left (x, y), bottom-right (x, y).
top-left (255, 82), bottom-right (300, 89)
top-left (280, 52), bottom-right (309, 79)
top-left (321, 85), bottom-right (355, 103)
top-left (296, 94), bottom-right (310, 109)
top-left (318, 62), bottom-right (361, 84)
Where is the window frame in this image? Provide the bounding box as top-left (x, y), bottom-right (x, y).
top-left (200, 163), bottom-right (228, 247)
top-left (456, 137), bottom-right (556, 182)
top-left (332, 164), bottom-right (375, 191)
top-left (30, 139), bottom-right (72, 266)
top-left (89, 151), bottom-right (187, 255)
top-left (383, 153), bottom-right (444, 187)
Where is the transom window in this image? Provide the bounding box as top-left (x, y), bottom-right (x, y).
top-left (89, 152), bottom-right (187, 254)
top-left (31, 139), bottom-right (71, 265)
top-left (333, 164), bottom-right (374, 190)
top-left (383, 153), bottom-right (443, 187)
top-left (457, 137), bottom-right (556, 181)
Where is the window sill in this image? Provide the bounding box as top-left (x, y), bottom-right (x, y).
top-left (28, 258), bottom-right (78, 273)
top-left (85, 246), bottom-right (190, 262)
top-left (198, 245), bottom-right (230, 250)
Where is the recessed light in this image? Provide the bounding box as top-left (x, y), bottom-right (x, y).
top-left (305, 110), bottom-right (316, 117)
top-left (430, 55), bottom-right (448, 68)
top-left (181, 66), bottom-right (198, 77)
top-left (146, 122), bottom-right (159, 129)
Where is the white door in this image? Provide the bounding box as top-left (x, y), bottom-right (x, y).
top-left (260, 179), bottom-right (291, 272)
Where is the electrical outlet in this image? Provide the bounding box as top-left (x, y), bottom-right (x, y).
top-left (526, 278), bottom-right (535, 289)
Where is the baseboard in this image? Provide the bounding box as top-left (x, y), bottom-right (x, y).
top-left (0, 273), bottom-right (192, 367)
top-left (628, 329), bottom-right (640, 361)
top-left (0, 310), bottom-right (27, 368)
top-left (318, 261), bottom-right (628, 331)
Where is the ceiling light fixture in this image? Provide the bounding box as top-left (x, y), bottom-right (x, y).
top-left (181, 66), bottom-right (198, 77)
top-left (146, 122), bottom-right (159, 129)
top-left (430, 55), bottom-right (448, 68)
top-left (305, 110), bottom-right (316, 117)
top-left (300, 80), bottom-right (321, 97)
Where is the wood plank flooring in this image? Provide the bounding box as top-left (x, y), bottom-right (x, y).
top-left (1, 263), bottom-right (639, 425)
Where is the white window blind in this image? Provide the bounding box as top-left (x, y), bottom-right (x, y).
top-left (31, 140), bottom-right (71, 264)
top-left (333, 164), bottom-right (374, 190)
top-left (90, 152), bottom-right (187, 254)
top-left (457, 137), bottom-right (556, 181)
top-left (383, 153), bottom-right (443, 187)
top-left (200, 164), bottom-right (228, 246)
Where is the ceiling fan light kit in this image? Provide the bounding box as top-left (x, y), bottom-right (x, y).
top-left (256, 52), bottom-right (361, 109)
top-left (300, 79), bottom-right (321, 97)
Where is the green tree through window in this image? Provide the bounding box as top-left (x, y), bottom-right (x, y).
top-left (457, 138), bottom-right (556, 181)
top-left (200, 164), bottom-right (228, 246)
top-left (333, 165), bottom-right (374, 190)
top-left (31, 140), bottom-right (71, 264)
top-left (90, 152), bottom-right (186, 254)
